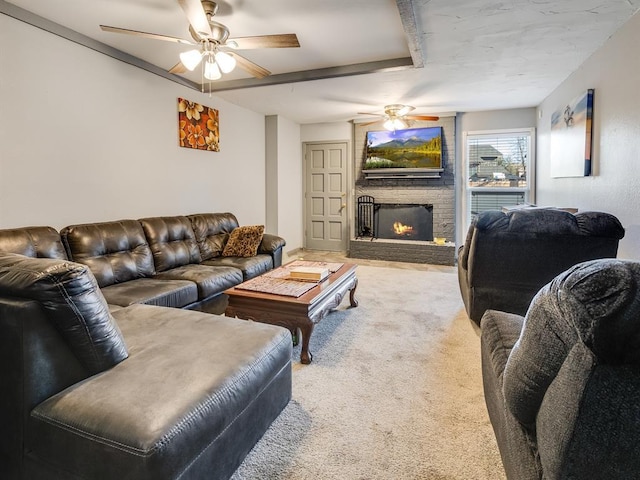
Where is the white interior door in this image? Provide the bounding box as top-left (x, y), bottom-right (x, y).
top-left (304, 142), bottom-right (348, 251)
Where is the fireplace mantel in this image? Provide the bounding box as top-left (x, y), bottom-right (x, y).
top-left (362, 168), bottom-right (444, 179)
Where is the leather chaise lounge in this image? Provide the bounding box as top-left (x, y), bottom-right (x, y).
top-left (0, 213), bottom-right (291, 479)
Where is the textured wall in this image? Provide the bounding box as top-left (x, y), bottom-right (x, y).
top-left (536, 11), bottom-right (640, 261)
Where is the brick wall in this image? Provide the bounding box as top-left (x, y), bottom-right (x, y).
top-left (349, 116), bottom-right (456, 265)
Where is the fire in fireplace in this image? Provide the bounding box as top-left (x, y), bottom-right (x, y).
top-left (374, 203), bottom-right (434, 241)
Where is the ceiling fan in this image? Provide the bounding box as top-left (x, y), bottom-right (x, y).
top-left (358, 104), bottom-right (439, 131)
top-left (100, 0), bottom-right (300, 81)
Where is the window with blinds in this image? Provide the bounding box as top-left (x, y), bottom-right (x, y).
top-left (464, 128), bottom-right (534, 219)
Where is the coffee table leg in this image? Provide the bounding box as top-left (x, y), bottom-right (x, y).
top-left (299, 322), bottom-right (314, 364)
top-left (349, 278), bottom-right (359, 307)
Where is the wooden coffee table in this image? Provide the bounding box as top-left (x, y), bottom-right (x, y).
top-left (225, 263), bottom-right (358, 364)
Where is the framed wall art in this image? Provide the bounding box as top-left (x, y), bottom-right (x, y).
top-left (550, 89), bottom-right (594, 177)
top-left (178, 98), bottom-right (219, 152)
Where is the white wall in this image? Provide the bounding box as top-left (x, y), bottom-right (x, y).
top-left (300, 122), bottom-right (352, 143)
top-left (0, 14), bottom-right (266, 230)
top-left (536, 11), bottom-right (640, 260)
top-left (265, 115), bottom-right (303, 255)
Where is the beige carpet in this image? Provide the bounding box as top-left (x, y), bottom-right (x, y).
top-left (231, 262), bottom-right (505, 479)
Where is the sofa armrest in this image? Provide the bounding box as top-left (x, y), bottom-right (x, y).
top-left (480, 310), bottom-right (541, 479)
top-left (259, 234), bottom-right (286, 253)
top-left (259, 234), bottom-right (286, 268)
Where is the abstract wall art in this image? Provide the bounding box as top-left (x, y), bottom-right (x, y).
top-left (550, 89), bottom-right (594, 177)
top-left (178, 98), bottom-right (219, 152)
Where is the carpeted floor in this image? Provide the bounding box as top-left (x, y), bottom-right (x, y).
top-left (230, 259), bottom-right (505, 479)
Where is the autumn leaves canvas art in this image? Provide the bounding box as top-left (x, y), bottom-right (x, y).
top-left (178, 98), bottom-right (219, 152)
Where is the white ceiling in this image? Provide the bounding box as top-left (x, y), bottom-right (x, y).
top-left (3, 0), bottom-right (640, 124)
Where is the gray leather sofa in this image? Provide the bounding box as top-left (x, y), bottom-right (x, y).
top-left (481, 258), bottom-right (640, 479)
top-left (458, 208), bottom-right (625, 325)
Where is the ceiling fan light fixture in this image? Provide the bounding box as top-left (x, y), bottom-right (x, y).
top-left (203, 57), bottom-right (222, 80)
top-left (384, 117), bottom-right (407, 131)
top-left (179, 49), bottom-right (203, 71)
top-left (215, 51), bottom-right (236, 73)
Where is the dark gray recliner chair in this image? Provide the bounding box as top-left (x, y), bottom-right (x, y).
top-left (458, 208), bottom-right (625, 325)
top-left (481, 258), bottom-right (640, 479)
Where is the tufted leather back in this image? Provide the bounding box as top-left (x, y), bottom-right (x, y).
top-left (60, 220), bottom-right (155, 288)
top-left (0, 226), bottom-right (68, 260)
top-left (139, 216), bottom-right (202, 272)
top-left (188, 212), bottom-right (239, 261)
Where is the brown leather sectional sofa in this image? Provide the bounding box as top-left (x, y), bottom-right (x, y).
top-left (0, 212), bottom-right (291, 479)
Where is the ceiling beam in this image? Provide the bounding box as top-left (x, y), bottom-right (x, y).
top-left (1, 0), bottom-right (418, 93)
top-left (205, 57), bottom-right (415, 92)
top-left (396, 0), bottom-right (425, 68)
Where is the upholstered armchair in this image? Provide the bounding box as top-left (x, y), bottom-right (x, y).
top-left (481, 258), bottom-right (640, 479)
top-left (457, 208), bottom-right (625, 325)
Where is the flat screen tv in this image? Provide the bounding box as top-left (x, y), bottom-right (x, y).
top-left (364, 126), bottom-right (443, 172)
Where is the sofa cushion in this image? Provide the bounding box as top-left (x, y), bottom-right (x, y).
top-left (139, 216), bottom-right (202, 272)
top-left (503, 258), bottom-right (640, 426)
top-left (100, 278), bottom-right (198, 308)
top-left (153, 264), bottom-right (243, 298)
top-left (222, 225), bottom-right (265, 257)
top-left (188, 212), bottom-right (239, 260)
top-left (202, 254), bottom-right (273, 280)
top-left (0, 226), bottom-right (68, 260)
top-left (60, 220), bottom-right (155, 288)
top-left (29, 304), bottom-right (292, 480)
top-left (0, 253), bottom-right (128, 374)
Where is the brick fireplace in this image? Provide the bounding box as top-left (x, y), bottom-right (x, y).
top-left (349, 116), bottom-right (456, 266)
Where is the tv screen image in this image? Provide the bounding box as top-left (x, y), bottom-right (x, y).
top-left (364, 127), bottom-right (443, 170)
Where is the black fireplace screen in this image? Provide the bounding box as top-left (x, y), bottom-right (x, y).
top-left (357, 196), bottom-right (434, 241)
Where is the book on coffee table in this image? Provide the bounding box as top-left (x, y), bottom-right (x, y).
top-left (289, 266), bottom-right (329, 282)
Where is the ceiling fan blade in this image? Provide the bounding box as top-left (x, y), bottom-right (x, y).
top-left (100, 25), bottom-right (194, 45)
top-left (405, 115), bottom-right (440, 121)
top-left (229, 52), bottom-right (270, 78)
top-left (228, 34), bottom-right (300, 49)
top-left (168, 62), bottom-right (188, 74)
top-left (396, 105), bottom-right (415, 116)
top-left (357, 112), bottom-right (385, 117)
top-left (177, 0), bottom-right (212, 38)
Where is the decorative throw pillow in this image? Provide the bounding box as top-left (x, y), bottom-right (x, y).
top-left (222, 225), bottom-right (265, 257)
